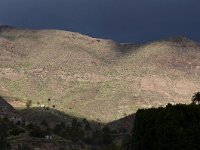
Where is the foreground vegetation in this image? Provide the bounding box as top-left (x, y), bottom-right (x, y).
top-left (0, 116), bottom-right (124, 150)
top-left (3, 102), bottom-right (200, 149)
top-left (129, 103), bottom-right (200, 150)
top-left (0, 101), bottom-right (127, 150)
top-left (3, 93), bottom-right (200, 149)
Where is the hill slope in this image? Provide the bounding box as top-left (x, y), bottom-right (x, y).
top-left (1, 27), bottom-right (200, 122)
top-left (0, 96), bottom-right (20, 119)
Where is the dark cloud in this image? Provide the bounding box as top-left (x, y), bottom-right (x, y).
top-left (0, 0), bottom-right (200, 43)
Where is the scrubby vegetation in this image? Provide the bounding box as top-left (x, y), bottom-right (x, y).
top-left (129, 103), bottom-right (200, 150)
top-left (3, 94), bottom-right (200, 149)
top-left (1, 28), bottom-right (200, 122)
top-left (52, 118), bottom-right (119, 147)
top-left (0, 114), bottom-right (123, 149)
top-left (0, 119), bottom-right (11, 149)
top-left (2, 28), bottom-right (200, 148)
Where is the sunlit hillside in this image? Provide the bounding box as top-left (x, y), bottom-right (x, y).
top-left (1, 27), bottom-right (200, 122)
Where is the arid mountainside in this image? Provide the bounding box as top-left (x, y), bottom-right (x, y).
top-left (1, 26), bottom-right (200, 122)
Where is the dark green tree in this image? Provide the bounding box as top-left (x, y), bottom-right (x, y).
top-left (192, 92), bottom-right (200, 104)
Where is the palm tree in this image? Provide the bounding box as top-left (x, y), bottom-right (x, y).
top-left (192, 92), bottom-right (200, 104)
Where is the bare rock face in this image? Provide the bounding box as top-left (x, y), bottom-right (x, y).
top-left (0, 28), bottom-right (200, 122)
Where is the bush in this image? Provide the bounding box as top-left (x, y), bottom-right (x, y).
top-left (0, 138), bottom-right (11, 150)
top-left (102, 126), bottom-right (113, 145)
top-left (101, 144), bottom-right (122, 150)
top-left (83, 136), bottom-right (93, 145)
top-left (53, 122), bottom-right (65, 136)
top-left (17, 144), bottom-right (32, 150)
top-left (84, 122), bottom-right (91, 131)
top-left (0, 121), bottom-right (11, 149)
top-left (40, 120), bottom-right (48, 127)
top-left (29, 127), bottom-right (49, 138)
top-left (25, 123), bottom-right (34, 130)
top-left (63, 126), bottom-right (84, 141)
top-left (26, 100), bottom-right (32, 109)
top-left (10, 128), bottom-right (25, 136)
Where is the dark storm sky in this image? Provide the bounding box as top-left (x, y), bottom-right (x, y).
top-left (0, 0), bottom-right (200, 43)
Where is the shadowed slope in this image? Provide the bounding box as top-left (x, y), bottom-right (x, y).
top-left (0, 96), bottom-right (21, 119)
top-left (0, 96), bottom-right (131, 150)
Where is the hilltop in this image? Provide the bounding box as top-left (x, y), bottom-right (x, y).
top-left (1, 27), bottom-right (200, 122)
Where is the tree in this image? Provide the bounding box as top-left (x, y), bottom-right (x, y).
top-left (17, 144), bottom-right (32, 150)
top-left (41, 120), bottom-right (48, 127)
top-left (47, 98), bottom-right (51, 108)
top-left (0, 121), bottom-right (10, 150)
top-left (53, 122), bottom-right (65, 136)
top-left (192, 92), bottom-right (200, 104)
top-left (85, 122), bottom-right (91, 131)
top-left (102, 126), bottom-right (112, 144)
top-left (72, 118), bottom-right (78, 129)
top-left (29, 126), bottom-right (48, 138)
top-left (10, 128), bottom-right (25, 136)
top-left (26, 100), bottom-right (32, 109)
